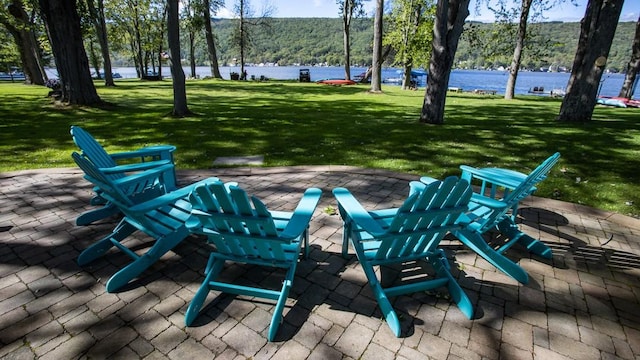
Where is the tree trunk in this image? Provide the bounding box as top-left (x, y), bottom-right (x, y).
top-left (87, 0), bottom-right (115, 87)
top-left (558, 0), bottom-right (624, 122)
top-left (370, 0), bottom-right (383, 92)
top-left (157, 4), bottom-right (167, 79)
top-left (128, 41), bottom-right (140, 78)
top-left (402, 63), bottom-right (412, 90)
top-left (88, 40), bottom-right (101, 78)
top-left (4, 0), bottom-right (46, 85)
top-left (39, 0), bottom-right (101, 105)
top-left (239, 0), bottom-right (246, 80)
top-left (505, 0), bottom-right (532, 100)
top-left (342, 0), bottom-right (352, 80)
top-left (420, 0), bottom-right (470, 124)
top-left (359, 45), bottom-right (391, 83)
top-left (132, 5), bottom-right (145, 77)
top-left (157, 50), bottom-right (163, 77)
top-left (203, 0), bottom-right (223, 79)
top-left (167, 0), bottom-right (190, 116)
top-left (619, 15), bottom-right (640, 99)
top-left (189, 31), bottom-right (196, 78)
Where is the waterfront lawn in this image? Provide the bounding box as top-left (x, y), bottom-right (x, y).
top-left (0, 79), bottom-right (638, 217)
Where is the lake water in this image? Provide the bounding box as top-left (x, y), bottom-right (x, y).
top-left (108, 65), bottom-right (639, 98)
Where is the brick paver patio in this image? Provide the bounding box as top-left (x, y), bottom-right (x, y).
top-left (1, 166), bottom-right (639, 359)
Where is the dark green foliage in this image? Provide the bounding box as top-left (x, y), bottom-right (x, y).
top-left (211, 17), bottom-right (374, 66)
top-left (213, 19), bottom-right (635, 71)
top-left (103, 18), bottom-right (636, 71)
top-left (0, 26), bottom-right (21, 71)
top-left (458, 21), bottom-right (637, 71)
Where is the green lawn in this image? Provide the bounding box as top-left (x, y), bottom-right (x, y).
top-left (1, 79), bottom-right (639, 217)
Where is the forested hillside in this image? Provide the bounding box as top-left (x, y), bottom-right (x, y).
top-left (185, 18), bottom-right (636, 72)
top-left (208, 18), bottom-right (373, 67)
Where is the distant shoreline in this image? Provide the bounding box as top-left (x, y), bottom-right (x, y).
top-left (39, 66), bottom-right (638, 98)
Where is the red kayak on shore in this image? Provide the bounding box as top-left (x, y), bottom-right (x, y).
top-left (316, 79), bottom-right (357, 86)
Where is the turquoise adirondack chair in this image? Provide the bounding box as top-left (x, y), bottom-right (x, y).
top-left (333, 176), bottom-right (474, 337)
top-left (184, 180), bottom-right (322, 342)
top-left (72, 151), bottom-right (223, 292)
top-left (421, 152), bottom-right (561, 284)
top-left (71, 125), bottom-right (177, 225)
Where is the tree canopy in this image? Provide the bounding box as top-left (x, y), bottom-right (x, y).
top-left (100, 18), bottom-right (637, 73)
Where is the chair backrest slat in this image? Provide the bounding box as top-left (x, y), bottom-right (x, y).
top-left (252, 197), bottom-right (279, 236)
top-left (71, 126), bottom-right (121, 179)
top-left (72, 152), bottom-right (134, 208)
top-left (72, 151), bottom-right (173, 235)
top-left (373, 176), bottom-right (472, 261)
top-left (189, 181), bottom-right (294, 263)
top-left (476, 152), bottom-right (560, 232)
top-left (190, 186), bottom-right (232, 232)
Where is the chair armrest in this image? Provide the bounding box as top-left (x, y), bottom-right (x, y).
top-left (109, 145), bottom-right (176, 162)
top-left (100, 160), bottom-right (172, 175)
top-left (419, 176), bottom-right (439, 185)
top-left (470, 193), bottom-right (508, 210)
top-left (409, 180), bottom-right (427, 196)
top-left (127, 177), bottom-right (220, 214)
top-left (109, 164), bottom-right (175, 189)
top-left (279, 188), bottom-right (323, 239)
top-left (185, 209), bottom-right (215, 232)
top-left (460, 165), bottom-right (527, 190)
top-left (333, 187), bottom-right (387, 236)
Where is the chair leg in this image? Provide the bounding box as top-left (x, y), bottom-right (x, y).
top-left (341, 222), bottom-right (352, 258)
top-left (359, 260), bottom-right (401, 337)
top-left (105, 229), bottom-right (189, 292)
top-left (455, 229), bottom-right (529, 284)
top-left (497, 219), bottom-right (553, 259)
top-left (269, 263), bottom-right (296, 341)
top-left (77, 219), bottom-right (136, 266)
top-left (432, 252), bottom-right (474, 319)
top-left (374, 283), bottom-right (401, 336)
top-left (302, 229), bottom-right (309, 259)
top-left (185, 257), bottom-right (225, 326)
top-left (75, 204), bottom-right (120, 226)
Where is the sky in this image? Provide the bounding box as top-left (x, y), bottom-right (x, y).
top-left (216, 0), bottom-right (640, 22)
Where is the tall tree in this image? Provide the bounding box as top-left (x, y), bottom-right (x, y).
top-left (39, 0), bottom-right (101, 105)
top-left (203, 0), bottom-right (223, 78)
top-left (149, 1), bottom-right (167, 78)
top-left (385, 0), bottom-right (434, 90)
top-left (85, 0), bottom-right (115, 86)
top-left (504, 0), bottom-right (532, 99)
top-left (484, 0), bottom-right (557, 99)
top-left (1, 0), bottom-right (47, 85)
top-left (231, 0), bottom-right (272, 80)
top-left (337, 0), bottom-right (365, 80)
top-left (419, 0), bottom-right (470, 124)
top-left (618, 15), bottom-right (640, 100)
top-left (167, 0), bottom-right (190, 116)
top-left (235, 0), bottom-right (248, 79)
top-left (106, 0), bottom-right (165, 78)
top-left (557, 0), bottom-right (623, 122)
top-left (181, 0), bottom-right (201, 78)
top-left (130, 0), bottom-right (145, 76)
top-left (370, 0), bottom-right (383, 92)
